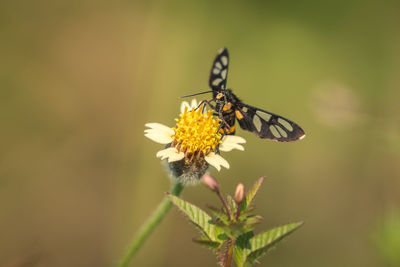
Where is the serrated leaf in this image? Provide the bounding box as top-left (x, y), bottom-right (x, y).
top-left (227, 195), bottom-right (238, 216)
top-left (207, 206), bottom-right (229, 225)
top-left (193, 236), bottom-right (221, 250)
top-left (238, 207), bottom-right (255, 221)
top-left (240, 177), bottom-right (265, 213)
top-left (233, 221), bottom-right (303, 267)
top-left (248, 221), bottom-right (303, 264)
top-left (244, 215), bottom-right (263, 225)
top-left (233, 231), bottom-right (254, 267)
top-left (167, 193), bottom-right (222, 243)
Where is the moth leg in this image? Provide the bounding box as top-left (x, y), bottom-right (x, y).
top-left (217, 106), bottom-right (231, 128)
top-left (196, 99), bottom-right (216, 113)
top-left (216, 109), bottom-right (231, 139)
top-left (217, 125), bottom-right (230, 140)
top-left (219, 117), bottom-right (231, 129)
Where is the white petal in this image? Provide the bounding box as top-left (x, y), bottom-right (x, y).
top-left (219, 135), bottom-right (246, 151)
top-left (144, 128), bottom-right (174, 138)
top-left (205, 152), bottom-right (230, 171)
top-left (144, 128), bottom-right (162, 134)
top-left (156, 147), bottom-right (184, 162)
top-left (219, 142), bottom-right (244, 152)
top-left (167, 151), bottom-right (184, 162)
top-left (205, 156), bottom-right (220, 171)
top-left (156, 147), bottom-right (176, 158)
top-left (144, 123), bottom-right (175, 143)
top-left (190, 99), bottom-right (198, 109)
top-left (144, 128), bottom-right (169, 136)
top-left (180, 101), bottom-right (190, 114)
top-left (213, 154), bottom-right (230, 169)
top-left (157, 148), bottom-right (177, 160)
top-left (145, 123), bottom-right (175, 136)
top-left (222, 135), bottom-right (246, 144)
top-left (145, 133), bottom-right (173, 144)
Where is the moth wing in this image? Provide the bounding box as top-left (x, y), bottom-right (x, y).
top-left (235, 103), bottom-right (305, 142)
top-left (209, 48), bottom-right (229, 98)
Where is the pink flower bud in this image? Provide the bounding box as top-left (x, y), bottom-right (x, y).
top-left (201, 174), bottom-right (220, 192)
top-left (234, 183), bottom-right (245, 204)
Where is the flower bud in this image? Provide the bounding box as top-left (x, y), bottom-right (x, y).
top-left (201, 174), bottom-right (220, 192)
top-left (234, 183), bottom-right (245, 204)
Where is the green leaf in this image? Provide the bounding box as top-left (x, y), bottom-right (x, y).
top-left (244, 215), bottom-right (263, 226)
top-left (227, 194), bottom-right (238, 215)
top-left (246, 221), bottom-right (304, 264)
top-left (207, 205), bottom-right (229, 225)
top-left (233, 221), bottom-right (303, 267)
top-left (193, 236), bottom-right (221, 251)
top-left (240, 177), bottom-right (265, 213)
top-left (238, 207), bottom-right (255, 221)
top-left (167, 193), bottom-right (222, 243)
top-left (233, 231), bottom-right (254, 267)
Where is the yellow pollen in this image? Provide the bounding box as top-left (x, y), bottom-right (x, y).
top-left (172, 106), bottom-right (222, 155)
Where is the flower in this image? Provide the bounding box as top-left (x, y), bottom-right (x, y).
top-left (145, 99), bottom-right (246, 184)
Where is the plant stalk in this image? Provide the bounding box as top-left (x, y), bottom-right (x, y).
top-left (224, 238), bottom-right (234, 267)
top-left (117, 181), bottom-right (184, 267)
top-left (217, 249), bottom-right (224, 267)
top-left (216, 190), bottom-right (231, 220)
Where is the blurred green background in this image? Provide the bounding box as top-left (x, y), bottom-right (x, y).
top-left (1, 0), bottom-right (400, 266)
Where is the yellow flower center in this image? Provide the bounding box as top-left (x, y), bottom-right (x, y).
top-left (172, 106), bottom-right (221, 157)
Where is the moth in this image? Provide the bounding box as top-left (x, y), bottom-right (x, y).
top-left (199, 48), bottom-right (305, 142)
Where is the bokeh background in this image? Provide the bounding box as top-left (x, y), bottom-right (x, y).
top-left (1, 0), bottom-right (400, 266)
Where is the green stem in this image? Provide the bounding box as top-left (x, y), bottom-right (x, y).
top-left (117, 181), bottom-right (184, 267)
top-left (224, 238), bottom-right (234, 267)
top-left (216, 189), bottom-right (231, 220)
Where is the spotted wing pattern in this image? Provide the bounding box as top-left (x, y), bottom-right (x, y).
top-left (235, 103), bottom-right (305, 142)
top-left (209, 48), bottom-right (229, 97)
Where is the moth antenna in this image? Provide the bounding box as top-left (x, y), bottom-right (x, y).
top-left (181, 90), bottom-right (213, 98)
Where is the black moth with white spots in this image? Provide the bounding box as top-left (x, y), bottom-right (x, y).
top-left (206, 48), bottom-right (305, 142)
